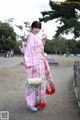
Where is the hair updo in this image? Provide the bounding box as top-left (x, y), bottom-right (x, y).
top-left (31, 21), bottom-right (42, 29)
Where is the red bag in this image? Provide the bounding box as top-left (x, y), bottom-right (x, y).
top-left (46, 81), bottom-right (55, 94)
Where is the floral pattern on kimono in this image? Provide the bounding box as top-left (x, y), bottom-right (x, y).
top-left (24, 32), bottom-right (52, 108)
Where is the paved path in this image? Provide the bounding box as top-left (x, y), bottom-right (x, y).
top-left (0, 57), bottom-right (23, 69)
top-left (0, 56), bottom-right (80, 120)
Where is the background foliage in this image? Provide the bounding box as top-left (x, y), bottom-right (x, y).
top-left (39, 0), bottom-right (80, 38)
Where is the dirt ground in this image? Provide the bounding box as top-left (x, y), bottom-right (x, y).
top-left (0, 55), bottom-right (80, 120)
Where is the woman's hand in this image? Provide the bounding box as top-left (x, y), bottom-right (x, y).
top-left (32, 66), bottom-right (37, 72)
top-left (42, 35), bottom-right (47, 41)
top-left (42, 35), bottom-right (47, 46)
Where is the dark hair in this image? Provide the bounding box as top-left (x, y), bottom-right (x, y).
top-left (31, 21), bottom-right (42, 29)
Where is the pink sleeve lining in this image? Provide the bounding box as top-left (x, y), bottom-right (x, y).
top-left (24, 34), bottom-right (38, 67)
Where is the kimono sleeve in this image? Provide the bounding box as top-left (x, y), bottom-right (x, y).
top-left (24, 34), bottom-right (38, 67)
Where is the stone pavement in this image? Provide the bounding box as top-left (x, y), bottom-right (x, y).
top-left (0, 56), bottom-right (80, 120)
top-left (0, 56), bottom-right (23, 69)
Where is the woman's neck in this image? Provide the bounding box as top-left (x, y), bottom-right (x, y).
top-left (31, 31), bottom-right (37, 35)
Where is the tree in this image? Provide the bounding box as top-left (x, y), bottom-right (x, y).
top-left (54, 37), bottom-right (66, 55)
top-left (44, 37), bottom-right (80, 55)
top-left (44, 40), bottom-right (54, 53)
top-left (44, 37), bottom-right (67, 54)
top-left (0, 21), bottom-right (16, 50)
top-left (77, 40), bottom-right (80, 53)
top-left (39, 0), bottom-right (80, 38)
top-left (15, 21), bottom-right (30, 41)
top-left (65, 39), bottom-right (79, 54)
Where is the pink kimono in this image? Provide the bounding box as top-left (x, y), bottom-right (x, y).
top-left (24, 32), bottom-right (51, 109)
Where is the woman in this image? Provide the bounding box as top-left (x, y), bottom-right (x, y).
top-left (24, 21), bottom-right (53, 111)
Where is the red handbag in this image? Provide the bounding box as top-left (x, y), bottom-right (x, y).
top-left (46, 81), bottom-right (55, 94)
